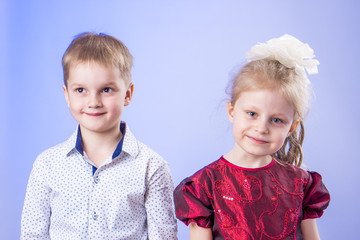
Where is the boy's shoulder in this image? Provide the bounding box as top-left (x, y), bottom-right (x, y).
top-left (121, 124), bottom-right (172, 180)
top-left (123, 125), bottom-right (166, 165)
top-left (35, 131), bottom-right (77, 162)
top-left (136, 139), bottom-right (162, 159)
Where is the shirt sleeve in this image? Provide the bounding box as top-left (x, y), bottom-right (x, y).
top-left (145, 159), bottom-right (178, 240)
top-left (20, 155), bottom-right (51, 240)
top-left (174, 177), bottom-right (214, 228)
top-left (302, 171), bottom-right (330, 219)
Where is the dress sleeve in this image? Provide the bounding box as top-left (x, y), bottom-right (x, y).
top-left (174, 177), bottom-right (214, 228)
top-left (302, 171), bottom-right (330, 219)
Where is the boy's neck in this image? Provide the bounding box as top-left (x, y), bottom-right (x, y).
top-left (80, 125), bottom-right (123, 167)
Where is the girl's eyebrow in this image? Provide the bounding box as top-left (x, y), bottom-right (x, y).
top-left (242, 105), bottom-right (259, 111)
top-left (272, 114), bottom-right (288, 119)
top-left (242, 105), bottom-right (292, 119)
top-left (271, 113), bottom-right (293, 122)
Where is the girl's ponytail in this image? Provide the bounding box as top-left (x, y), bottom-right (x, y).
top-left (273, 121), bottom-right (305, 167)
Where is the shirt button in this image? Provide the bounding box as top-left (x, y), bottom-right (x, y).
top-left (94, 176), bottom-right (99, 184)
top-left (93, 212), bottom-right (99, 220)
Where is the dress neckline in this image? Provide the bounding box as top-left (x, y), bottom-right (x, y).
top-left (220, 155), bottom-right (275, 171)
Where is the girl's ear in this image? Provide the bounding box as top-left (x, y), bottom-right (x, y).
top-left (227, 101), bottom-right (235, 123)
top-left (63, 85), bottom-right (70, 108)
top-left (288, 121), bottom-right (299, 136)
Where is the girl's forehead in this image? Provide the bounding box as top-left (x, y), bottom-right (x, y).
top-left (238, 87), bottom-right (285, 101)
top-left (236, 89), bottom-right (295, 115)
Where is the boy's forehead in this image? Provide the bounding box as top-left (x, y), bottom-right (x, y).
top-left (67, 61), bottom-right (128, 84)
top-left (70, 60), bottom-right (113, 70)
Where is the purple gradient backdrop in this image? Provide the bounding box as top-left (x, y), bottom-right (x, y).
top-left (1, 1), bottom-right (359, 239)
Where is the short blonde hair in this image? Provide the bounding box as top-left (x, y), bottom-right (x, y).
top-left (62, 32), bottom-right (133, 85)
top-left (227, 59), bottom-right (311, 166)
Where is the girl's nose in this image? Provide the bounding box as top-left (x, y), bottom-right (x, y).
top-left (255, 120), bottom-right (269, 134)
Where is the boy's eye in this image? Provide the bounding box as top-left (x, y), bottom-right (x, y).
top-left (103, 87), bottom-right (112, 93)
top-left (76, 88), bottom-right (85, 93)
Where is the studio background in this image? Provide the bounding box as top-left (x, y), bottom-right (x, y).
top-left (1, 1), bottom-right (359, 239)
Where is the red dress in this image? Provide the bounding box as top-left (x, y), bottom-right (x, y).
top-left (174, 156), bottom-right (330, 240)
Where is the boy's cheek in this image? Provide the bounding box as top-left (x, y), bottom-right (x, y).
top-left (67, 99), bottom-right (82, 111)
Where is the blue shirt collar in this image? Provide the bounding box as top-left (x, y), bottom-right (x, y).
top-left (75, 122), bottom-right (126, 159)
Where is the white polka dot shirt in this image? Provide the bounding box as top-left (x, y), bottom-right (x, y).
top-left (21, 122), bottom-right (178, 239)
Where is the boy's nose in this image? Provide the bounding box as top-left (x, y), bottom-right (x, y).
top-left (88, 93), bottom-right (102, 108)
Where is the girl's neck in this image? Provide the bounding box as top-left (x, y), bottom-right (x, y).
top-left (224, 144), bottom-right (273, 169)
top-left (80, 126), bottom-right (122, 167)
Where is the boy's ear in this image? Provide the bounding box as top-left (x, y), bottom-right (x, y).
top-left (288, 121), bottom-right (299, 136)
top-left (63, 85), bottom-right (70, 108)
top-left (124, 83), bottom-right (134, 106)
top-left (227, 101), bottom-right (234, 123)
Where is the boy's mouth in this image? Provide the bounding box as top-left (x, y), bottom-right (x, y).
top-left (85, 112), bottom-right (105, 117)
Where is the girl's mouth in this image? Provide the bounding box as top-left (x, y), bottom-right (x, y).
top-left (247, 136), bottom-right (268, 144)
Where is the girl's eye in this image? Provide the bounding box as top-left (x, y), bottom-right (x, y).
top-left (76, 88), bottom-right (85, 93)
top-left (247, 112), bottom-right (256, 117)
top-left (103, 87), bottom-right (112, 93)
top-left (272, 118), bottom-right (283, 124)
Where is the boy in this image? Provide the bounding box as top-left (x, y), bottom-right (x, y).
top-left (21, 33), bottom-right (178, 239)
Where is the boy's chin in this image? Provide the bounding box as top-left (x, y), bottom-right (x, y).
top-left (79, 124), bottom-right (121, 134)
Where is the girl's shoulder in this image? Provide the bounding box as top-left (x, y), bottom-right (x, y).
top-left (273, 159), bottom-right (312, 178)
top-left (274, 161), bottom-right (331, 219)
top-left (186, 157), bottom-right (225, 180)
top-left (272, 160), bottom-right (329, 195)
top-left (175, 157), bottom-right (228, 191)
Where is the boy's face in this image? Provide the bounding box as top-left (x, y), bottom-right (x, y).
top-left (63, 61), bottom-right (133, 136)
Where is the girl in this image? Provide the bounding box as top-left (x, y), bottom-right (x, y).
top-left (174, 34), bottom-right (330, 240)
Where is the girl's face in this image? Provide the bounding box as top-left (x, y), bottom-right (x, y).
top-left (227, 88), bottom-right (298, 161)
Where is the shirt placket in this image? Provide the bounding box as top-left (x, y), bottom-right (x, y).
top-left (88, 167), bottom-right (101, 239)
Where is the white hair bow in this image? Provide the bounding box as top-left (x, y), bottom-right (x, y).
top-left (246, 34), bottom-right (320, 84)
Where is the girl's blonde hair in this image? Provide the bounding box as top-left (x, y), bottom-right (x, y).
top-left (227, 59), bottom-right (310, 166)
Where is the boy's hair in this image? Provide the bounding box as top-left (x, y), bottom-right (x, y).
top-left (62, 32), bottom-right (133, 85)
top-left (227, 59), bottom-right (310, 167)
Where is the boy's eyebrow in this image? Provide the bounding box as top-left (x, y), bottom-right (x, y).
top-left (67, 81), bottom-right (87, 87)
top-left (67, 82), bottom-right (82, 87)
top-left (97, 81), bottom-right (122, 88)
top-left (67, 80), bottom-right (121, 88)
top-left (101, 80), bottom-right (118, 85)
